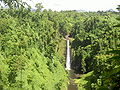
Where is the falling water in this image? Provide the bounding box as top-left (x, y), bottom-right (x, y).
top-left (65, 37), bottom-right (77, 90)
top-left (66, 39), bottom-right (71, 70)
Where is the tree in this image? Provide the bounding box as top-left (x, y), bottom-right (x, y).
top-left (0, 0), bottom-right (21, 8)
top-left (35, 3), bottom-right (44, 12)
top-left (116, 5), bottom-right (120, 12)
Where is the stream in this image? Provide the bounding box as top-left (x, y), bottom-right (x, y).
top-left (68, 70), bottom-right (78, 90)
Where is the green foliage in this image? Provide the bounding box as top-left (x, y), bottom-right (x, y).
top-left (71, 12), bottom-right (120, 73)
top-left (35, 3), bottom-right (44, 12)
top-left (91, 49), bottom-right (120, 90)
top-left (0, 0), bottom-right (22, 8)
top-left (75, 10), bottom-right (120, 89)
top-left (0, 2), bottom-right (120, 90)
top-left (0, 6), bottom-right (68, 90)
top-left (75, 71), bottom-right (94, 90)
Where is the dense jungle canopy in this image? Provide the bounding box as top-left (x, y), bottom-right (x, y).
top-left (0, 0), bottom-right (120, 90)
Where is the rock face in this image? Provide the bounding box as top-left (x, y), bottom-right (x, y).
top-left (65, 35), bottom-right (70, 40)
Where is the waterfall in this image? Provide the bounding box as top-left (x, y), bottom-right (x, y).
top-left (66, 39), bottom-right (71, 70)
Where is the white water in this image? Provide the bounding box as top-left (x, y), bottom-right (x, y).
top-left (66, 39), bottom-right (71, 70)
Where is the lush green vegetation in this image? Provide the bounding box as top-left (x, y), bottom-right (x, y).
top-left (72, 10), bottom-right (120, 90)
top-left (0, 0), bottom-right (120, 90)
top-left (0, 1), bottom-right (68, 90)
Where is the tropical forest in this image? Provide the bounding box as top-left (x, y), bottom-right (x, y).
top-left (0, 0), bottom-right (120, 90)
